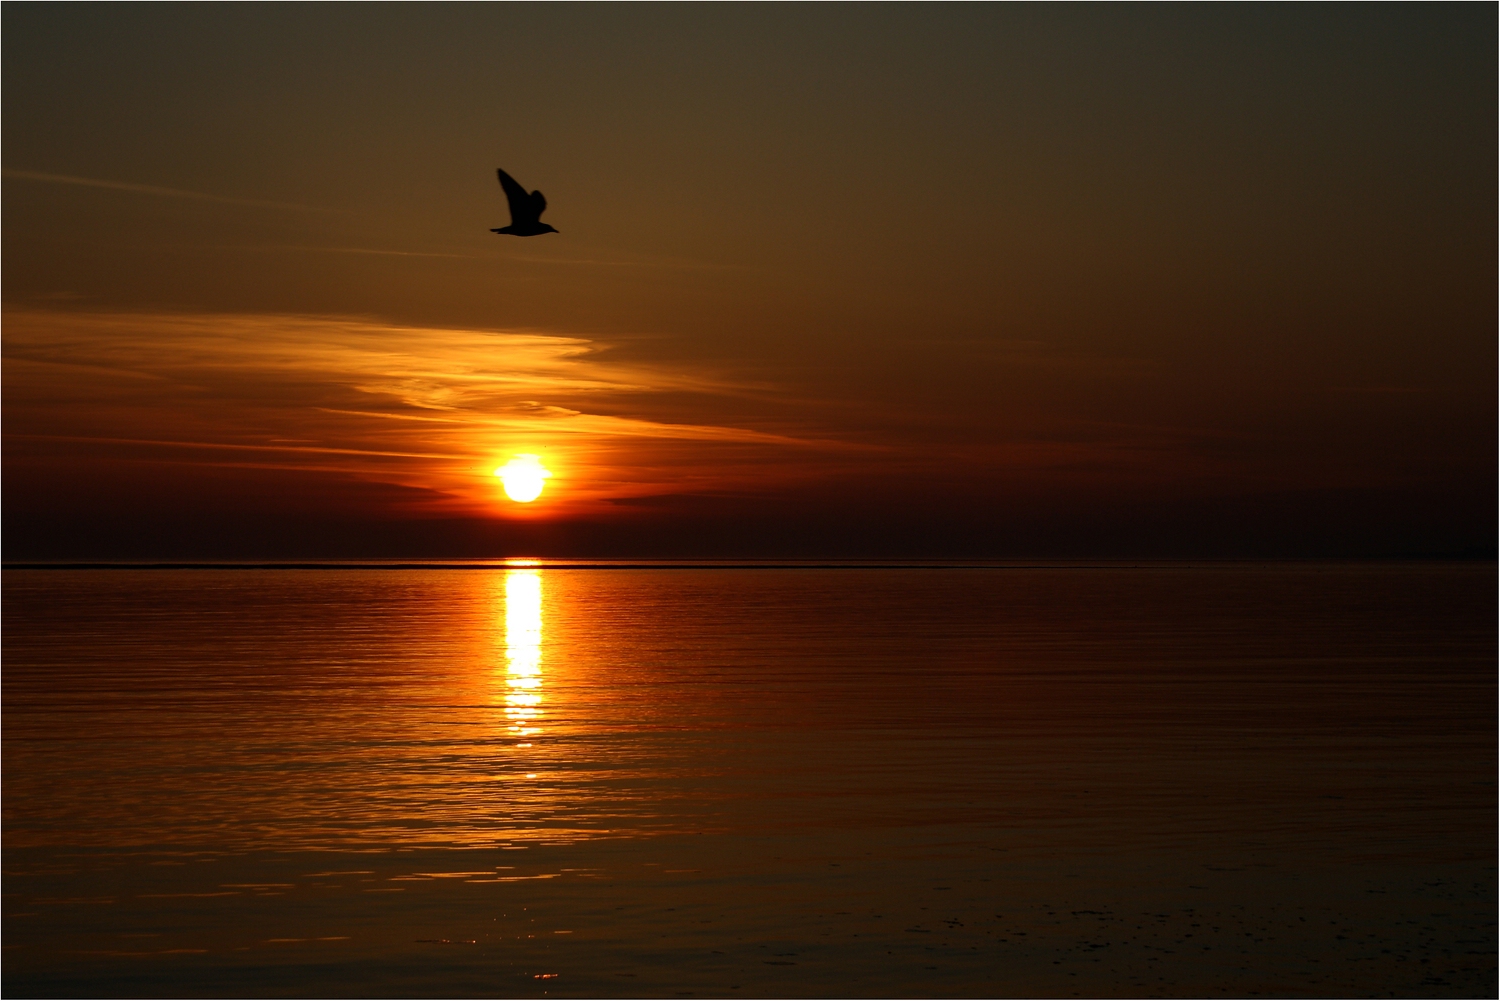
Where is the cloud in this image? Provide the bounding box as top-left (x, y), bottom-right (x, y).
top-left (2, 168), bottom-right (337, 213)
top-left (5, 309), bottom-right (1356, 536)
top-left (2, 309), bottom-right (851, 517)
top-left (238, 245), bottom-right (480, 259)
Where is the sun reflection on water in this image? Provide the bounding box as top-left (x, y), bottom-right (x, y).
top-left (503, 570), bottom-right (544, 739)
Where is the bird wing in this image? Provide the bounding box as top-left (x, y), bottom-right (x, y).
top-left (496, 169), bottom-right (536, 223)
top-left (528, 189), bottom-right (547, 217)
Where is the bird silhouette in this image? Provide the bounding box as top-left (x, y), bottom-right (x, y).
top-left (491, 168), bottom-right (557, 236)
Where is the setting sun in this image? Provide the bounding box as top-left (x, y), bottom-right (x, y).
top-left (495, 454), bottom-right (552, 503)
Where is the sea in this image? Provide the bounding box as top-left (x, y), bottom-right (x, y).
top-left (3, 562), bottom-right (1494, 997)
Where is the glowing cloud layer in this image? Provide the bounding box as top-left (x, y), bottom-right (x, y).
top-left (2, 309), bottom-right (851, 518)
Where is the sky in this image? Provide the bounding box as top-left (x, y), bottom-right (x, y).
top-left (4, 5), bottom-right (1494, 559)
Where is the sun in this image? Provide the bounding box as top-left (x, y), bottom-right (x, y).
top-left (495, 454), bottom-right (552, 503)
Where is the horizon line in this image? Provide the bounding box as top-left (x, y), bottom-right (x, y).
top-left (5, 557), bottom-right (1492, 572)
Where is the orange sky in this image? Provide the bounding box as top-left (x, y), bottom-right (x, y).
top-left (4, 6), bottom-right (1493, 558)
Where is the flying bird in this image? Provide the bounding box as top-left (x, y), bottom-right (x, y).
top-left (491, 168), bottom-right (557, 237)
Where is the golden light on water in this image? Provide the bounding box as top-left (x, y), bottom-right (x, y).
top-left (504, 570), bottom-right (544, 739)
top-left (495, 455), bottom-right (552, 503)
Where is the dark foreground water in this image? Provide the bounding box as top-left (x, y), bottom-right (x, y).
top-left (3, 563), bottom-right (1494, 998)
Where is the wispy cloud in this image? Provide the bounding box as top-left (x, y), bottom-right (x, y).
top-left (3, 169), bottom-right (339, 213)
top-left (494, 250), bottom-right (746, 271)
top-left (234, 244), bottom-right (480, 259)
top-left (3, 307), bottom-right (1371, 531)
top-left (2, 309), bottom-right (850, 516)
top-left (6, 432), bottom-right (460, 461)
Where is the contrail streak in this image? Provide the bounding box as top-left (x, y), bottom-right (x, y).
top-left (2, 169), bottom-right (339, 212)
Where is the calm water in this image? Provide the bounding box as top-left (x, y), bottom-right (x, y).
top-left (3, 564), bottom-right (1494, 997)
